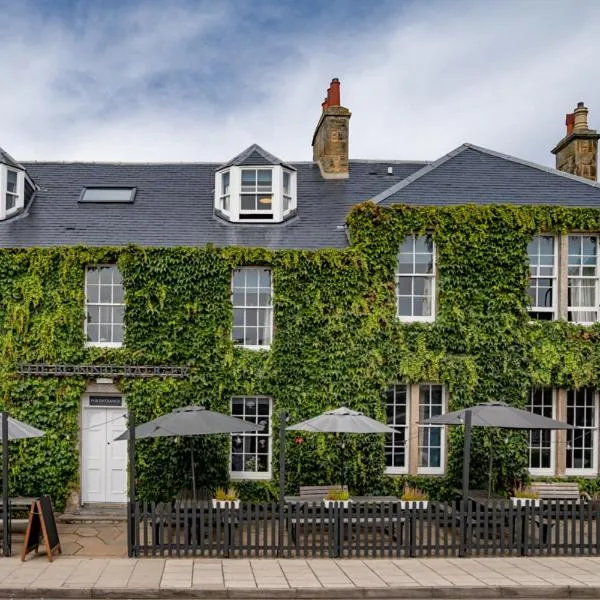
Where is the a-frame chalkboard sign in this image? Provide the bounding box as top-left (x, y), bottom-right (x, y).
top-left (21, 496), bottom-right (61, 562)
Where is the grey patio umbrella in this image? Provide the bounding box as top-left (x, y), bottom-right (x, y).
top-left (0, 412), bottom-right (44, 557)
top-left (287, 407), bottom-right (395, 434)
top-left (421, 402), bottom-right (573, 499)
top-left (114, 406), bottom-right (262, 501)
top-left (287, 407), bottom-right (395, 485)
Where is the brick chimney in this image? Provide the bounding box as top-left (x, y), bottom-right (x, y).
top-left (312, 78), bottom-right (351, 179)
top-left (551, 102), bottom-right (599, 181)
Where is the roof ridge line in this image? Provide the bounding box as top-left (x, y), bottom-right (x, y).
top-left (372, 144), bottom-right (471, 204)
top-left (465, 143), bottom-right (600, 189)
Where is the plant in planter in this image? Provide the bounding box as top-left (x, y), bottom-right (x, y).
top-left (323, 487), bottom-right (351, 508)
top-left (400, 485), bottom-right (429, 509)
top-left (212, 487), bottom-right (240, 509)
top-left (510, 485), bottom-right (540, 507)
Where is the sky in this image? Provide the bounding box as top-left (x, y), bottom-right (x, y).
top-left (1, 0), bottom-right (600, 167)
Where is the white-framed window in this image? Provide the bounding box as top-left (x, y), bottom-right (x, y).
top-left (385, 384), bottom-right (409, 474)
top-left (385, 384), bottom-right (410, 475)
top-left (85, 265), bottom-right (125, 347)
top-left (240, 168), bottom-right (273, 218)
top-left (80, 187), bottom-right (136, 203)
top-left (220, 171), bottom-right (230, 212)
top-left (232, 267), bottom-right (273, 349)
top-left (214, 165), bottom-right (296, 223)
top-left (568, 235), bottom-right (599, 325)
top-left (417, 384), bottom-right (445, 474)
top-left (566, 388), bottom-right (598, 475)
top-left (396, 235), bottom-right (436, 322)
top-left (528, 388), bottom-right (556, 475)
top-left (230, 396), bottom-right (272, 480)
top-left (5, 170), bottom-right (19, 212)
top-left (282, 170), bottom-right (292, 213)
top-left (528, 235), bottom-right (556, 320)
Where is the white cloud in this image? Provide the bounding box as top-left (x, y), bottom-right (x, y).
top-left (1, 0), bottom-right (600, 168)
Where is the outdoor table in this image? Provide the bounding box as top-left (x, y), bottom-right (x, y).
top-left (284, 496), bottom-right (403, 556)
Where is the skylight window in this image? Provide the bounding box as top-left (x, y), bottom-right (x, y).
top-left (80, 188), bottom-right (136, 203)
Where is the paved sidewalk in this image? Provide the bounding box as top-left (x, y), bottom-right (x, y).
top-left (2, 555), bottom-right (600, 597)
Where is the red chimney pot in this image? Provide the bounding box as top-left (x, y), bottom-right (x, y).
top-left (329, 78), bottom-right (341, 106)
top-left (566, 112), bottom-right (575, 135)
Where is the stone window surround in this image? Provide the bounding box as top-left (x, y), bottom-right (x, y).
top-left (385, 383), bottom-right (447, 477)
top-left (530, 233), bottom-right (600, 324)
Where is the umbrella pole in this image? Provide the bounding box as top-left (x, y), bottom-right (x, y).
top-left (461, 409), bottom-right (472, 501)
top-left (2, 412), bottom-right (9, 557)
top-left (488, 438), bottom-right (493, 499)
top-left (190, 442), bottom-right (196, 504)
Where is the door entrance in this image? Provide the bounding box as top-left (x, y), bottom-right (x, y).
top-left (81, 397), bottom-right (127, 504)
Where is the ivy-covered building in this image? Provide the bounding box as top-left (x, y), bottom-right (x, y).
top-left (1, 80), bottom-right (600, 510)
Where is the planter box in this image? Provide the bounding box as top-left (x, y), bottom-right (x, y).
top-left (399, 500), bottom-right (429, 510)
top-left (322, 499), bottom-right (351, 508)
top-left (212, 499), bottom-right (240, 509)
top-left (510, 497), bottom-right (540, 507)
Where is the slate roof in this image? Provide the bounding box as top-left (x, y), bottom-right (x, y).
top-left (374, 144), bottom-right (600, 206)
top-left (2, 141), bottom-right (600, 250)
top-left (218, 144), bottom-right (296, 170)
top-left (0, 160), bottom-right (424, 250)
top-left (0, 147), bottom-right (24, 170)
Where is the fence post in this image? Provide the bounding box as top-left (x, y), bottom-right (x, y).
top-left (278, 411), bottom-right (288, 557)
top-left (127, 411), bottom-right (136, 558)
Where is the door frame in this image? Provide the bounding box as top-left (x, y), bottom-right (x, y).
top-left (80, 382), bottom-right (126, 505)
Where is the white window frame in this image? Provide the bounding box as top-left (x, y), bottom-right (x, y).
top-left (230, 396), bottom-right (272, 480)
top-left (565, 388), bottom-right (599, 476)
top-left (219, 171), bottom-right (231, 213)
top-left (231, 267), bottom-right (273, 350)
top-left (214, 165), bottom-right (296, 223)
top-left (396, 234), bottom-right (436, 323)
top-left (417, 384), bottom-right (446, 475)
top-left (528, 235), bottom-right (557, 321)
top-left (527, 388), bottom-right (556, 476)
top-left (384, 384), bottom-right (409, 475)
top-left (567, 234), bottom-right (600, 325)
top-left (84, 265), bottom-right (125, 348)
top-left (0, 165), bottom-right (25, 219)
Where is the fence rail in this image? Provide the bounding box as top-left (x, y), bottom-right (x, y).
top-left (128, 499), bottom-right (600, 558)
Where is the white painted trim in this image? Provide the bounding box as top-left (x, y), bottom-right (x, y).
top-left (416, 384), bottom-right (446, 476)
top-left (528, 388), bottom-right (556, 477)
top-left (0, 165), bottom-right (25, 219)
top-left (528, 234), bottom-right (558, 321)
top-left (384, 383), bottom-right (409, 475)
top-left (229, 396), bottom-right (272, 480)
top-left (565, 388), bottom-right (599, 477)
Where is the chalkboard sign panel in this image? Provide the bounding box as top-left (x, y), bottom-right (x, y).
top-left (89, 396), bottom-right (122, 407)
top-left (21, 496), bottom-right (61, 562)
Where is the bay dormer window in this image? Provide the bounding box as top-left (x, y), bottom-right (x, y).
top-left (0, 164), bottom-right (26, 219)
top-left (214, 145), bottom-right (297, 223)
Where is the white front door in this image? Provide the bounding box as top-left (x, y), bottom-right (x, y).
top-left (82, 399), bottom-right (127, 503)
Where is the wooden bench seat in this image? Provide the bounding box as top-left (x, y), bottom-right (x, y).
top-left (530, 482), bottom-right (590, 502)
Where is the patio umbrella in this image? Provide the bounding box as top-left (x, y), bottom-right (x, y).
top-left (0, 412), bottom-right (44, 556)
top-left (421, 402), bottom-right (572, 499)
top-left (287, 407), bottom-right (395, 485)
top-left (114, 406), bottom-right (262, 501)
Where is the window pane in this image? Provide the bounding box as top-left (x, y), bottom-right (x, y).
top-left (241, 195), bottom-right (256, 211)
top-left (85, 266), bottom-right (125, 344)
top-left (230, 397), bottom-right (271, 476)
top-left (241, 170), bottom-right (256, 185)
top-left (385, 385), bottom-right (408, 470)
top-left (257, 170), bottom-right (272, 186)
top-left (396, 235), bottom-right (435, 320)
top-left (222, 172), bottom-right (230, 194)
top-left (81, 188), bottom-right (134, 202)
top-left (6, 170), bottom-right (17, 193)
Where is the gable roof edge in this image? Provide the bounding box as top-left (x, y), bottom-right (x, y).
top-left (465, 143), bottom-right (600, 189)
top-left (372, 144), bottom-right (471, 204)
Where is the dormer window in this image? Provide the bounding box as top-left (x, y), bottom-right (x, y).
top-left (241, 169), bottom-right (273, 219)
top-left (0, 164), bottom-right (26, 219)
top-left (214, 145), bottom-right (297, 224)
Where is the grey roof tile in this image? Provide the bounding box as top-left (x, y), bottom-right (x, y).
top-left (0, 160), bottom-right (424, 250)
top-left (375, 144), bottom-right (600, 206)
top-left (218, 144), bottom-right (295, 170)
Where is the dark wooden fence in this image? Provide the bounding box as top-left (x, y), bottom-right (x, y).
top-left (128, 500), bottom-right (600, 558)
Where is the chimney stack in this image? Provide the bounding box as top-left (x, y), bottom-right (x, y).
top-left (312, 78), bottom-right (351, 179)
top-left (552, 102), bottom-right (599, 182)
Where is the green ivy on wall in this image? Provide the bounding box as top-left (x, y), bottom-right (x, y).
top-left (3, 203), bottom-right (600, 509)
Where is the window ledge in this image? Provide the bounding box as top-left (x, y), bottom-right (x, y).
top-left (564, 470), bottom-right (598, 477)
top-left (85, 342), bottom-right (124, 349)
top-left (417, 468), bottom-right (445, 476)
top-left (384, 468), bottom-right (409, 476)
top-left (230, 472), bottom-right (271, 481)
top-left (235, 345), bottom-right (271, 351)
top-left (397, 316), bottom-right (435, 324)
